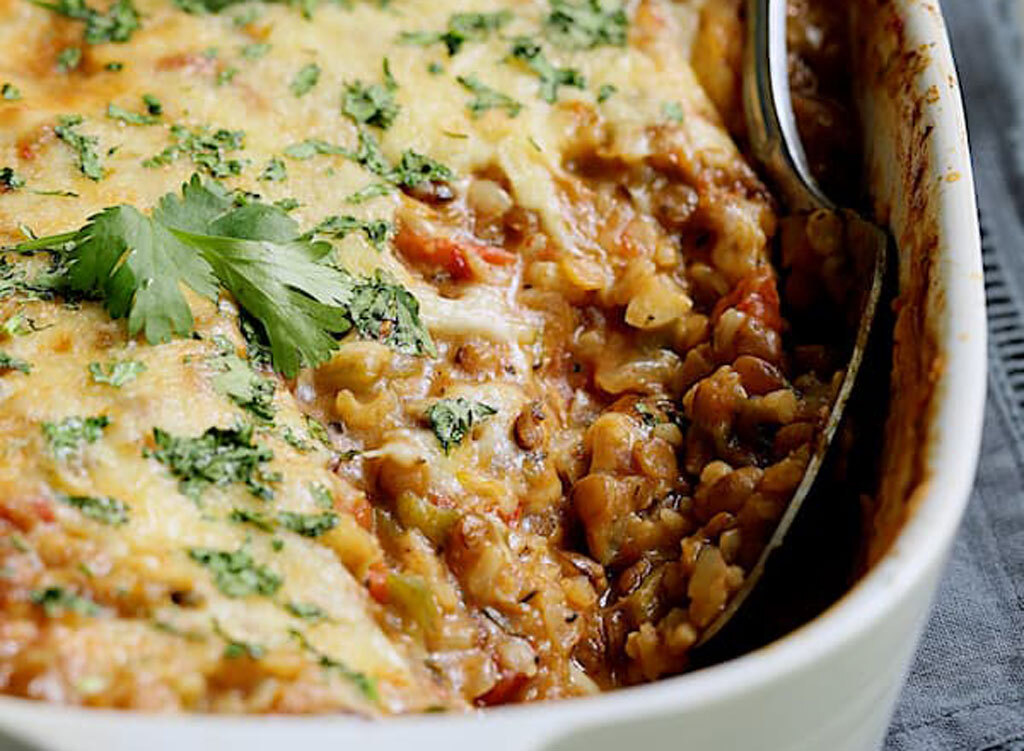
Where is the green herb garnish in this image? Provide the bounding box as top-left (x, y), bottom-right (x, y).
top-left (143, 124), bottom-right (245, 178)
top-left (0, 351), bottom-right (31, 374)
top-left (57, 47), bottom-right (83, 73)
top-left (32, 0), bottom-right (140, 43)
top-left (426, 397), bottom-right (497, 453)
top-left (544, 0), bottom-right (627, 49)
top-left (399, 10), bottom-right (512, 56)
top-left (342, 59), bottom-right (399, 129)
top-left (662, 101), bottom-right (683, 123)
top-left (312, 214), bottom-right (393, 252)
top-left (188, 546), bottom-right (282, 597)
top-left (61, 494), bottom-right (129, 525)
top-left (147, 424), bottom-right (278, 501)
top-left (241, 42), bottom-right (270, 60)
top-left (29, 586), bottom-right (99, 617)
top-left (286, 601), bottom-right (326, 621)
top-left (510, 37), bottom-right (585, 103)
top-left (260, 157), bottom-right (287, 182)
top-left (55, 115), bottom-right (102, 180)
top-left (1, 83), bottom-right (21, 101)
top-left (229, 507), bottom-right (275, 531)
top-left (277, 510), bottom-right (338, 537)
top-left (208, 338), bottom-right (277, 422)
top-left (456, 75), bottom-right (522, 118)
top-left (290, 62), bottom-right (321, 97)
top-left (106, 102), bottom-right (158, 125)
top-left (89, 359), bottom-right (146, 386)
top-left (42, 415), bottom-right (109, 457)
top-left (0, 168), bottom-right (25, 191)
top-left (597, 83), bottom-right (617, 102)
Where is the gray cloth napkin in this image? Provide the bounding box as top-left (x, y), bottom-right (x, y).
top-left (885, 1), bottom-right (1024, 748)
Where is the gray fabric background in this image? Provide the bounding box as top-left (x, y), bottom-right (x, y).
top-left (884, 1), bottom-right (1024, 748)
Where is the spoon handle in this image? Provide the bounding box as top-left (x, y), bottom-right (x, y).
top-left (743, 0), bottom-right (835, 212)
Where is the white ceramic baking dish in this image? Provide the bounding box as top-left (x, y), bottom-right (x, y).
top-left (0, 0), bottom-right (985, 749)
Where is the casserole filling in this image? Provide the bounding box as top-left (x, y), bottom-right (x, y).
top-left (0, 0), bottom-right (858, 712)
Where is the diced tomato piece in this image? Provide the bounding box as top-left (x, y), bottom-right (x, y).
top-left (475, 671), bottom-right (529, 706)
top-left (366, 564), bottom-right (390, 604)
top-left (712, 269), bottom-right (783, 331)
top-left (395, 225), bottom-right (515, 281)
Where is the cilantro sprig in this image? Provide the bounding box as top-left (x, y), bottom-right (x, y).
top-left (510, 38), bottom-right (585, 103)
top-left (457, 75), bottom-right (522, 119)
top-left (427, 398), bottom-right (497, 453)
top-left (544, 0), bottom-right (627, 49)
top-left (31, 0), bottom-right (141, 44)
top-left (399, 10), bottom-right (512, 56)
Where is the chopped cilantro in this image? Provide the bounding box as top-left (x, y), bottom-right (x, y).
top-left (42, 415), bottom-right (109, 458)
top-left (277, 510), bottom-right (338, 537)
top-left (662, 101), bottom-right (684, 123)
top-left (1, 83), bottom-right (21, 101)
top-left (427, 62), bottom-right (443, 75)
top-left (634, 402), bottom-right (659, 426)
top-left (342, 59), bottom-right (399, 129)
top-left (216, 66), bottom-right (239, 86)
top-left (0, 167), bottom-right (25, 191)
top-left (147, 424), bottom-right (279, 501)
top-left (457, 75), bottom-right (522, 118)
top-left (0, 351), bottom-right (31, 374)
top-left (426, 397), bottom-right (497, 453)
top-left (545, 0), bottom-right (627, 49)
top-left (29, 586), bottom-right (99, 617)
top-left (55, 115), bottom-right (102, 180)
top-left (188, 546), bottom-right (282, 597)
top-left (229, 506), bottom-right (275, 531)
top-left (1, 313), bottom-right (29, 337)
top-left (509, 38), bottom-right (585, 103)
top-left (286, 601), bottom-right (326, 621)
top-left (241, 42), bottom-right (270, 60)
top-left (597, 83), bottom-right (617, 102)
top-left (274, 197), bottom-right (300, 212)
top-left (105, 61), bottom-right (124, 71)
top-left (305, 415), bottom-right (331, 446)
top-left (89, 359), bottom-right (146, 386)
top-left (312, 215), bottom-right (393, 251)
top-left (213, 619), bottom-right (265, 659)
top-left (289, 628), bottom-right (378, 700)
top-left (290, 62), bottom-right (321, 97)
top-left (345, 181), bottom-right (393, 204)
top-left (283, 138), bottom-right (346, 160)
top-left (61, 494), bottom-right (129, 525)
top-left (342, 269), bottom-right (435, 356)
top-left (142, 93), bottom-right (162, 115)
top-left (399, 10), bottom-right (511, 56)
top-left (260, 157), bottom-right (287, 182)
top-left (388, 147), bottom-right (453, 190)
top-left (143, 124), bottom-right (246, 178)
top-left (207, 337), bottom-right (277, 421)
top-left (282, 426), bottom-right (312, 451)
top-left (309, 482), bottom-right (333, 509)
top-left (56, 47), bottom-right (82, 73)
top-left (106, 102), bottom-right (158, 125)
top-left (32, 0), bottom-right (140, 44)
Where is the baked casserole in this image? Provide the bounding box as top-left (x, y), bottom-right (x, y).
top-left (0, 0), bottom-right (864, 714)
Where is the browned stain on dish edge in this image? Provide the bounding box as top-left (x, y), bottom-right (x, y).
top-left (852, 0), bottom-right (947, 567)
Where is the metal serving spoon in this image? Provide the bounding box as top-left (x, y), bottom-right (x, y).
top-left (694, 0), bottom-right (889, 648)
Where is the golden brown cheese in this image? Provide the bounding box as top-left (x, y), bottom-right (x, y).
top-left (0, 0), bottom-right (844, 713)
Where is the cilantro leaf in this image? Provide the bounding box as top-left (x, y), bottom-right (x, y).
top-left (61, 493), bottom-right (129, 525)
top-left (229, 506), bottom-right (275, 531)
top-left (42, 415), bottom-right (109, 458)
top-left (89, 359), bottom-right (146, 386)
top-left (207, 337), bottom-right (277, 421)
top-left (312, 215), bottom-right (393, 252)
top-left (260, 157), bottom-right (287, 182)
top-left (2, 83), bottom-right (22, 101)
top-left (143, 125), bottom-right (246, 178)
top-left (399, 10), bottom-right (511, 56)
top-left (342, 59), bottom-right (399, 129)
top-left (0, 350), bottom-right (31, 374)
top-left (283, 139), bottom-right (347, 160)
top-left (29, 586), bottom-right (99, 617)
top-left (147, 424), bottom-right (279, 501)
top-left (106, 102), bottom-right (159, 125)
top-left (456, 75), bottom-right (522, 118)
top-left (0, 167), bottom-right (25, 191)
top-left (341, 269), bottom-right (435, 357)
top-left (426, 397), bottom-right (497, 453)
top-left (545, 0), bottom-right (627, 49)
top-left (290, 63), bottom-right (321, 97)
top-left (32, 0), bottom-right (140, 44)
top-left (509, 38), bottom-right (585, 103)
top-left (277, 510), bottom-right (338, 537)
top-left (56, 47), bottom-right (82, 73)
top-left (55, 115), bottom-right (103, 180)
top-left (64, 205), bottom-right (218, 343)
top-left (286, 601), bottom-right (326, 621)
top-left (188, 546), bottom-right (282, 597)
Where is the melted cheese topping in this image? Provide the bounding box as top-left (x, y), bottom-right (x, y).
top-left (0, 0), bottom-right (802, 714)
